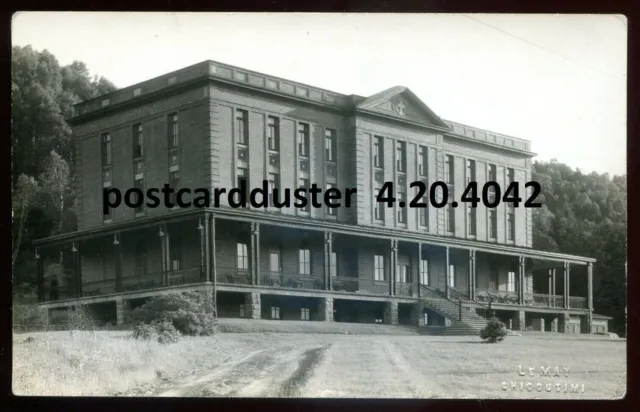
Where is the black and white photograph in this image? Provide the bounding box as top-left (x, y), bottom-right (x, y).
top-left (11, 12), bottom-right (627, 399)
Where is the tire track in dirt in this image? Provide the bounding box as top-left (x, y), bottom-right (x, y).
top-left (381, 340), bottom-right (444, 398)
top-left (157, 344), bottom-right (327, 397)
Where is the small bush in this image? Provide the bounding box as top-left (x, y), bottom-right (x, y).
top-left (132, 323), bottom-right (158, 341)
top-left (155, 321), bottom-right (181, 344)
top-left (13, 304), bottom-right (48, 331)
top-left (480, 317), bottom-right (508, 343)
top-left (129, 292), bottom-right (218, 337)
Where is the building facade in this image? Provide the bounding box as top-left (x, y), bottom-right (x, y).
top-left (34, 60), bottom-right (599, 334)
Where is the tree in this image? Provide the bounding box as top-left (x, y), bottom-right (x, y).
top-left (12, 174), bottom-right (39, 271)
top-left (38, 150), bottom-right (70, 236)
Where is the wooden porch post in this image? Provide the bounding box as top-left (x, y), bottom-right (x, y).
top-left (564, 262), bottom-right (570, 309)
top-left (250, 222), bottom-right (260, 285)
top-left (324, 231), bottom-right (333, 291)
top-left (389, 239), bottom-right (398, 296)
top-left (209, 215), bottom-right (216, 284)
top-left (159, 224), bottom-right (167, 286)
top-left (445, 246), bottom-right (450, 299)
top-left (468, 249), bottom-right (476, 300)
top-left (35, 248), bottom-right (44, 302)
top-left (198, 217), bottom-right (206, 282)
top-left (587, 262), bottom-right (593, 311)
top-left (416, 243), bottom-right (422, 298)
top-left (113, 234), bottom-right (122, 292)
top-left (203, 214), bottom-right (211, 282)
top-left (518, 256), bottom-right (525, 305)
top-left (548, 269), bottom-right (553, 307)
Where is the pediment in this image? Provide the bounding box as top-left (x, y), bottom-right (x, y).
top-left (356, 86), bottom-right (449, 128)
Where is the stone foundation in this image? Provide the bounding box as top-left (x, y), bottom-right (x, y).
top-left (244, 292), bottom-right (261, 319)
top-left (581, 313), bottom-right (593, 334)
top-left (561, 313), bottom-right (571, 334)
top-left (383, 300), bottom-right (398, 325)
top-left (532, 318), bottom-right (545, 331)
top-left (318, 297), bottom-right (334, 322)
top-left (512, 310), bottom-right (526, 331)
top-left (550, 317), bottom-right (558, 332)
top-left (116, 298), bottom-right (129, 325)
top-left (411, 301), bottom-right (425, 326)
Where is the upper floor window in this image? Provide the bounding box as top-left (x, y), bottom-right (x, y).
top-left (267, 116), bottom-right (279, 152)
top-left (396, 264), bottom-right (409, 283)
top-left (507, 271), bottom-right (516, 292)
top-left (419, 146), bottom-right (428, 177)
top-left (489, 209), bottom-right (497, 239)
top-left (325, 128), bottom-right (337, 162)
top-left (467, 159), bottom-right (476, 184)
top-left (237, 168), bottom-right (248, 201)
top-left (374, 190), bottom-right (384, 221)
top-left (268, 173), bottom-right (279, 207)
top-left (298, 122), bottom-right (310, 157)
top-left (396, 141), bottom-right (406, 173)
top-left (101, 133), bottom-right (112, 167)
top-left (445, 155), bottom-right (454, 185)
top-left (374, 254), bottom-right (385, 281)
top-left (373, 136), bottom-right (384, 168)
top-left (507, 211), bottom-right (515, 241)
top-left (299, 178), bottom-right (310, 212)
top-left (448, 265), bottom-right (456, 288)
top-left (236, 109), bottom-right (248, 145)
top-left (299, 248), bottom-right (311, 275)
top-left (468, 206), bottom-right (477, 236)
top-left (330, 252), bottom-right (338, 277)
top-left (420, 259), bottom-right (429, 285)
top-left (419, 201), bottom-right (428, 227)
top-left (488, 164), bottom-right (497, 203)
top-left (169, 170), bottom-right (180, 207)
top-left (507, 167), bottom-right (515, 185)
top-left (134, 177), bottom-right (144, 214)
top-left (169, 233), bottom-right (182, 271)
top-left (446, 204), bottom-right (455, 233)
top-left (168, 113), bottom-right (179, 149)
top-left (133, 123), bottom-right (144, 159)
top-left (237, 242), bottom-right (249, 270)
top-left (326, 183), bottom-right (337, 216)
top-left (397, 192), bottom-right (407, 224)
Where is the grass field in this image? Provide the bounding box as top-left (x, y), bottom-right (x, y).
top-left (12, 319), bottom-right (627, 399)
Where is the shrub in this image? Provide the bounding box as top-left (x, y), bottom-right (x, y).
top-left (129, 292), bottom-right (218, 337)
top-left (13, 304), bottom-right (48, 331)
top-left (132, 323), bottom-right (158, 341)
top-left (155, 321), bottom-right (181, 344)
top-left (480, 317), bottom-right (508, 343)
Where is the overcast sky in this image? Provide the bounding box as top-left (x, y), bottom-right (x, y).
top-left (12, 12), bottom-right (627, 176)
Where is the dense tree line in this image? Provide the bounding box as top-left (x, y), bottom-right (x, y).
top-left (532, 161), bottom-right (627, 335)
top-left (11, 45), bottom-right (627, 335)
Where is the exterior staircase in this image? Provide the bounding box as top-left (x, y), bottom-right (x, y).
top-left (420, 286), bottom-right (491, 336)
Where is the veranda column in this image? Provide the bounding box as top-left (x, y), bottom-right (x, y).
top-left (468, 249), bottom-right (476, 300)
top-left (250, 222), bottom-right (260, 285)
top-left (587, 262), bottom-right (593, 311)
top-left (324, 231), bottom-right (333, 291)
top-left (518, 256), bottom-right (525, 305)
top-left (563, 262), bottom-right (570, 309)
top-left (445, 246), bottom-right (450, 299)
top-left (159, 224), bottom-right (168, 285)
top-left (72, 241), bottom-right (82, 298)
top-left (416, 243), bottom-right (422, 298)
top-left (35, 248), bottom-right (44, 302)
top-left (113, 234), bottom-right (122, 292)
top-left (202, 215), bottom-right (211, 282)
top-left (552, 268), bottom-right (557, 306)
top-left (389, 239), bottom-right (398, 296)
top-left (198, 217), bottom-right (206, 282)
top-left (209, 215), bottom-right (216, 284)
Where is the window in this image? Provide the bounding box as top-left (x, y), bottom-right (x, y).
top-left (507, 271), bottom-right (516, 292)
top-left (419, 202), bottom-right (428, 227)
top-left (298, 122), bottom-right (310, 157)
top-left (397, 192), bottom-right (407, 224)
top-left (101, 133), bottom-right (112, 166)
top-left (420, 259), bottom-right (429, 285)
top-left (134, 177), bottom-right (144, 213)
top-left (267, 116), bottom-right (279, 151)
top-left (467, 159), bottom-right (476, 184)
top-left (325, 128), bottom-right (337, 162)
top-left (299, 178), bottom-right (310, 212)
top-left (374, 255), bottom-right (385, 281)
top-left (169, 233), bottom-right (182, 271)
top-left (445, 155), bottom-right (454, 184)
top-left (507, 212), bottom-right (515, 241)
top-left (169, 170), bottom-right (179, 207)
top-left (134, 242), bottom-right (147, 275)
top-left (396, 141), bottom-right (406, 173)
top-left (373, 136), bottom-right (384, 168)
top-left (237, 243), bottom-right (249, 270)
top-left (168, 113), bottom-right (179, 149)
top-left (268, 173), bottom-right (279, 207)
top-left (419, 146), bottom-right (428, 177)
top-left (237, 168), bottom-right (248, 200)
top-left (103, 190), bottom-right (116, 220)
top-left (239, 304), bottom-right (245, 318)
top-left (448, 264), bottom-right (455, 288)
top-left (468, 206), bottom-right (477, 236)
top-left (507, 168), bottom-right (515, 210)
top-left (374, 192), bottom-right (384, 221)
top-left (236, 109), bottom-right (248, 145)
top-left (423, 313), bottom-right (429, 326)
top-left (271, 306), bottom-right (280, 320)
top-left (330, 252), bottom-right (337, 277)
top-left (326, 183), bottom-right (338, 216)
top-left (269, 250), bottom-right (280, 273)
top-left (488, 164), bottom-right (497, 203)
top-left (446, 204), bottom-right (455, 233)
top-left (133, 123), bottom-right (144, 158)
top-left (396, 264), bottom-right (409, 283)
top-left (301, 308), bottom-right (310, 321)
top-left (299, 248), bottom-right (311, 275)
top-left (489, 210), bottom-right (497, 239)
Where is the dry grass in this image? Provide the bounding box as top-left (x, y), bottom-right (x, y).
top-left (12, 330), bottom-right (266, 396)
